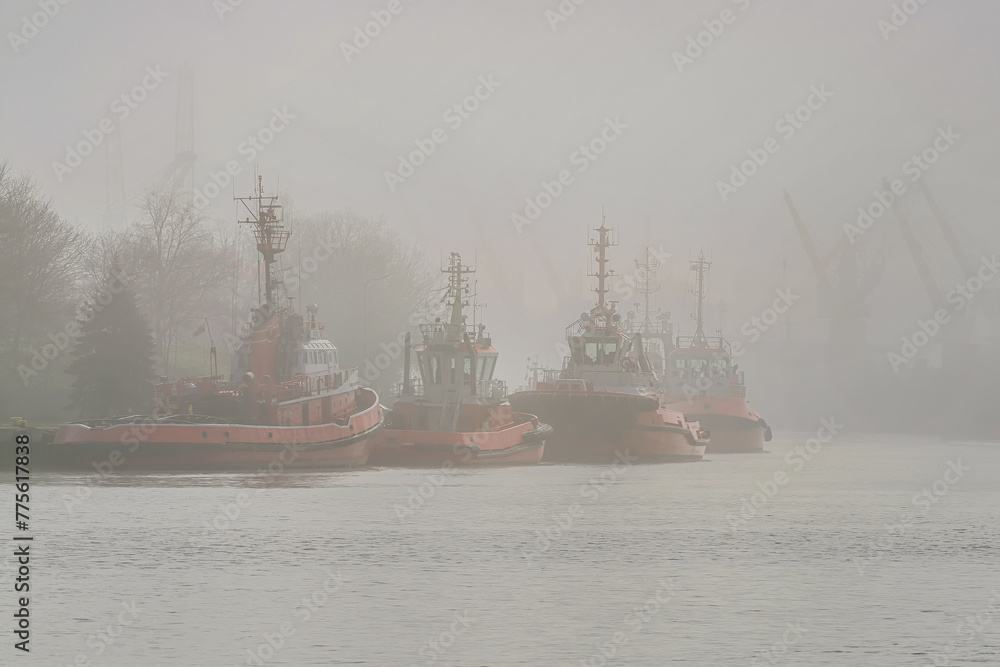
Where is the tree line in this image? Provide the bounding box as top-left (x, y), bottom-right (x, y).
top-left (0, 162), bottom-right (438, 421)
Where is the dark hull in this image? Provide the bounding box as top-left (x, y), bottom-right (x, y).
top-left (508, 391), bottom-right (706, 463)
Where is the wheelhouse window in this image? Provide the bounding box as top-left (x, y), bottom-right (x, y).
top-left (709, 359), bottom-right (729, 378)
top-left (583, 341), bottom-right (618, 364)
top-left (481, 355), bottom-right (497, 381)
top-left (418, 353), bottom-right (442, 384)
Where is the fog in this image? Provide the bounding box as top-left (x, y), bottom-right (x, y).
top-left (4, 4), bottom-right (1000, 665)
top-left (3, 0), bottom-right (999, 431)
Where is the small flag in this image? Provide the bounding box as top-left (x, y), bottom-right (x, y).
top-left (193, 322), bottom-right (207, 337)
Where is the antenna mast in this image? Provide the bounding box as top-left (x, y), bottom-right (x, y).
top-left (635, 246), bottom-right (661, 331)
top-left (236, 175), bottom-right (289, 309)
top-left (589, 213), bottom-right (617, 314)
top-left (690, 250), bottom-right (711, 345)
top-left (444, 252), bottom-right (475, 340)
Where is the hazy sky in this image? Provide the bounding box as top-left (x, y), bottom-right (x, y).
top-left (3, 0), bottom-right (998, 379)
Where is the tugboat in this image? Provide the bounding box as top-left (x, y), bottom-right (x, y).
top-left (660, 252), bottom-right (771, 453)
top-left (368, 253), bottom-right (551, 467)
top-left (41, 177), bottom-right (383, 471)
top-left (508, 220), bottom-right (708, 463)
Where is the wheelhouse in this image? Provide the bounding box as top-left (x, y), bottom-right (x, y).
top-left (416, 322), bottom-right (499, 397)
top-left (665, 335), bottom-right (745, 397)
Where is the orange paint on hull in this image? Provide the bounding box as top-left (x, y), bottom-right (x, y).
top-left (619, 425), bottom-right (708, 461)
top-left (369, 414), bottom-right (548, 467)
top-left (661, 395), bottom-right (769, 454)
top-left (38, 389), bottom-right (383, 471)
top-left (510, 391), bottom-right (707, 463)
top-left (688, 416), bottom-right (767, 453)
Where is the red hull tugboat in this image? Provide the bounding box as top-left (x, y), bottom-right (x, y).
top-left (509, 221), bottom-right (708, 463)
top-left (660, 252), bottom-right (771, 453)
top-left (369, 253), bottom-right (551, 467)
top-left (46, 177), bottom-right (383, 471)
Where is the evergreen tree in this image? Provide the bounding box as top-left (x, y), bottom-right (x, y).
top-left (67, 275), bottom-right (156, 418)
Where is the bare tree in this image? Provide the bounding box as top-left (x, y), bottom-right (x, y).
top-left (0, 162), bottom-right (87, 357)
top-left (285, 210), bottom-right (439, 394)
top-left (131, 184), bottom-right (230, 376)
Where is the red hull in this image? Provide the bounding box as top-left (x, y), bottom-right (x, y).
top-left (508, 391), bottom-right (707, 463)
top-left (618, 423), bottom-right (709, 461)
top-left (37, 389), bottom-right (383, 471)
top-left (661, 395), bottom-right (769, 453)
top-left (542, 415), bottom-right (706, 462)
top-left (369, 414), bottom-right (549, 467)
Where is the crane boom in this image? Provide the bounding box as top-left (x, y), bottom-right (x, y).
top-left (886, 180), bottom-right (943, 309)
top-left (920, 180), bottom-right (972, 276)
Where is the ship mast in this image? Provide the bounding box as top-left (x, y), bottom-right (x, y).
top-left (635, 246), bottom-right (660, 332)
top-left (237, 175), bottom-right (289, 310)
top-left (444, 252), bottom-right (475, 341)
top-left (589, 214), bottom-right (617, 315)
top-left (690, 250), bottom-right (711, 346)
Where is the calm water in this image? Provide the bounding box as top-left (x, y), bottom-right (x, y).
top-left (3, 433), bottom-right (999, 666)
